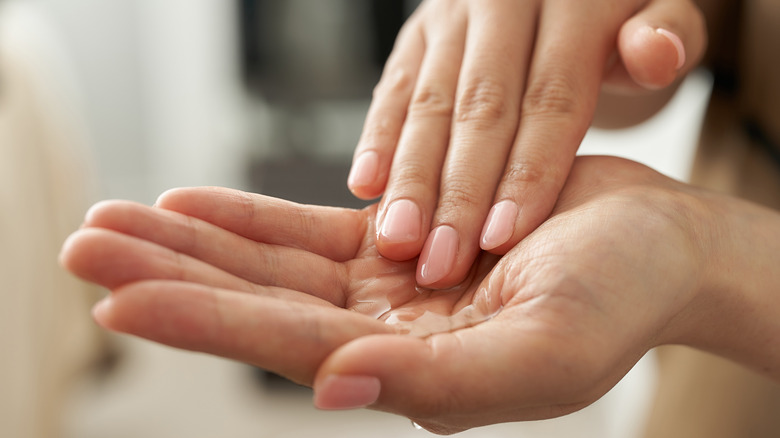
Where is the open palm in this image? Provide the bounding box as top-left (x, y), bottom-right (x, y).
top-left (61, 156), bottom-right (706, 434)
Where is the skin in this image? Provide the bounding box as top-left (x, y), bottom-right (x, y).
top-left (348, 0), bottom-right (707, 290)
top-left (60, 156), bottom-right (780, 434)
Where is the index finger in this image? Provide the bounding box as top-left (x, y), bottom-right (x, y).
top-left (155, 187), bottom-right (370, 263)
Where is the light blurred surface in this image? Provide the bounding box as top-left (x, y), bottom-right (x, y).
top-left (579, 69), bottom-right (713, 183)
top-left (0, 2), bottom-right (102, 437)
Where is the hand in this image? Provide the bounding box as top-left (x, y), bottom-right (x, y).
top-left (61, 156), bottom-right (732, 434)
top-left (347, 0), bottom-right (707, 289)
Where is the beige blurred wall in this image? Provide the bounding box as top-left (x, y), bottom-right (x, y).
top-left (0, 2), bottom-right (102, 437)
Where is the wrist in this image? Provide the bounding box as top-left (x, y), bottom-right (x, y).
top-left (670, 188), bottom-right (780, 378)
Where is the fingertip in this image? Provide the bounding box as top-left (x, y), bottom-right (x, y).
top-left (154, 187), bottom-right (191, 209)
top-left (58, 230), bottom-right (80, 269)
top-left (83, 199), bottom-right (130, 227)
top-left (416, 225), bottom-right (459, 287)
top-left (620, 24), bottom-right (684, 90)
top-left (480, 200), bottom-right (519, 251)
top-left (349, 186), bottom-right (385, 202)
top-left (313, 374), bottom-right (382, 410)
top-left (347, 151), bottom-right (382, 198)
top-left (58, 228), bottom-right (107, 279)
top-left (655, 28), bottom-right (686, 70)
top-left (91, 296), bottom-right (114, 329)
top-left (349, 187), bottom-right (384, 202)
top-left (83, 200), bottom-right (107, 225)
top-left (375, 199), bottom-right (426, 261)
top-left (484, 172), bottom-right (565, 255)
top-left (316, 334), bottom-right (476, 431)
top-left (315, 335), bottom-right (433, 410)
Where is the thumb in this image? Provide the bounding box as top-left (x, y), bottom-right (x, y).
top-left (312, 318), bottom-right (612, 434)
top-left (604, 0), bottom-right (707, 93)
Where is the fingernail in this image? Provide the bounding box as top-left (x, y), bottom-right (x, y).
top-left (417, 225), bottom-right (458, 285)
top-left (348, 151), bottom-right (379, 190)
top-left (480, 200), bottom-right (518, 250)
top-left (379, 199), bottom-right (422, 243)
top-left (656, 28), bottom-right (686, 70)
top-left (314, 375), bottom-right (381, 410)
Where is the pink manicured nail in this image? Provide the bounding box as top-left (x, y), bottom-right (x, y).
top-left (480, 200), bottom-right (519, 250)
top-left (314, 375), bottom-right (381, 410)
top-left (417, 225), bottom-right (458, 285)
top-left (348, 151), bottom-right (379, 189)
top-left (379, 199), bottom-right (422, 243)
top-left (656, 28), bottom-right (686, 70)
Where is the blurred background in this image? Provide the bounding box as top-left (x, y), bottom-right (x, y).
top-left (0, 0), bottom-right (712, 437)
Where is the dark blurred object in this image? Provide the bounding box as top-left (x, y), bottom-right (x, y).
top-left (249, 157), bottom-right (371, 208)
top-left (252, 367), bottom-right (312, 394)
top-left (369, 0), bottom-right (407, 66)
top-left (238, 0), bottom-right (410, 102)
top-left (239, 0), bottom-right (414, 211)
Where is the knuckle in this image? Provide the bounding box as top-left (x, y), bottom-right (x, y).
top-left (373, 67), bottom-right (414, 100)
top-left (293, 208), bottom-right (319, 237)
top-left (455, 77), bottom-right (513, 124)
top-left (361, 115), bottom-right (395, 146)
top-left (254, 246), bottom-right (280, 286)
top-left (521, 71), bottom-right (584, 120)
top-left (438, 178), bottom-right (484, 212)
top-left (234, 189), bottom-right (258, 223)
top-left (409, 84), bottom-right (455, 118)
top-left (391, 162), bottom-right (438, 193)
top-left (502, 160), bottom-right (550, 186)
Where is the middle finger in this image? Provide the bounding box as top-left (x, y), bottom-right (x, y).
top-left (417, 0), bottom-right (538, 288)
top-left (375, 1), bottom-right (468, 262)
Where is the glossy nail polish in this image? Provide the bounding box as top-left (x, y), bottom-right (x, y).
top-left (347, 151), bottom-right (379, 190)
top-left (379, 199), bottom-right (422, 243)
top-left (480, 200), bottom-right (518, 250)
top-left (656, 28), bottom-right (686, 70)
top-left (314, 375), bottom-right (381, 410)
top-left (418, 225), bottom-right (458, 285)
